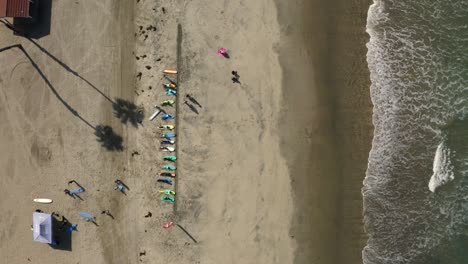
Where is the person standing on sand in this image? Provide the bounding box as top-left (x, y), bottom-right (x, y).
top-left (232, 71), bottom-right (239, 78)
top-left (64, 189), bottom-right (74, 198)
top-left (217, 47), bottom-right (229, 58)
top-left (115, 184), bottom-right (125, 193)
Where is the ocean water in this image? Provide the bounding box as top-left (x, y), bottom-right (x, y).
top-left (363, 0), bottom-right (468, 263)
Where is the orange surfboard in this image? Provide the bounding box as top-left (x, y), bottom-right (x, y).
top-left (163, 69), bottom-right (177, 74)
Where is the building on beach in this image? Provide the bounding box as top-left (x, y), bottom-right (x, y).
top-left (0, 0), bottom-right (31, 18)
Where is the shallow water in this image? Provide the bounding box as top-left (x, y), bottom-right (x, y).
top-left (364, 0), bottom-right (468, 263)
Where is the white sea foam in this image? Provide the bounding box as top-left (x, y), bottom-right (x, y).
top-left (428, 142), bottom-right (454, 192)
top-left (363, 0), bottom-right (468, 263)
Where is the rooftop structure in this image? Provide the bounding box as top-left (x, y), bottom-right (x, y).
top-left (0, 0), bottom-right (30, 18)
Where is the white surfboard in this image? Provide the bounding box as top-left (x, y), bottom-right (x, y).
top-left (149, 109), bottom-right (162, 121)
top-left (33, 198), bottom-right (53, 204)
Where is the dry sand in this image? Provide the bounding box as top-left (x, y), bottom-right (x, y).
top-left (0, 0), bottom-right (135, 262)
top-left (0, 0), bottom-right (371, 264)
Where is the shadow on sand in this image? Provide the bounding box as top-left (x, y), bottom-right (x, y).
top-left (1, 19), bottom-right (115, 104)
top-left (50, 216), bottom-right (72, 251)
top-left (112, 98), bottom-right (144, 127)
top-left (95, 125), bottom-right (124, 151)
top-left (0, 28), bottom-right (126, 152)
top-left (184, 101), bottom-right (199, 115)
top-left (176, 224), bottom-right (198, 243)
top-left (0, 44), bottom-right (95, 130)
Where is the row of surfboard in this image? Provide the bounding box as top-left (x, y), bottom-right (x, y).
top-left (32, 70), bottom-right (177, 205)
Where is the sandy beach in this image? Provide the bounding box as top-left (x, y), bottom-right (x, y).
top-left (0, 0), bottom-right (371, 263)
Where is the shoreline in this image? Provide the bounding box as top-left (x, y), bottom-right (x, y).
top-left (275, 0), bottom-right (373, 263)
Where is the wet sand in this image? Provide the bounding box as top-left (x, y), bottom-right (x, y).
top-left (276, 0), bottom-right (373, 263)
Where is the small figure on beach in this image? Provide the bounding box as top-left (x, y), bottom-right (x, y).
top-left (232, 71), bottom-right (239, 78)
top-left (68, 188), bottom-right (85, 198)
top-left (232, 77), bottom-right (241, 84)
top-left (101, 210), bottom-right (114, 219)
top-left (101, 210), bottom-right (110, 215)
top-left (66, 224), bottom-right (78, 235)
top-left (131, 151), bottom-right (140, 157)
top-left (79, 212), bottom-right (95, 223)
top-left (59, 218), bottom-right (69, 231)
top-left (217, 47), bottom-right (229, 59)
top-left (144, 212), bottom-right (152, 218)
top-left (115, 184), bottom-right (125, 193)
top-left (163, 221), bottom-right (174, 229)
top-left (114, 179), bottom-right (127, 194)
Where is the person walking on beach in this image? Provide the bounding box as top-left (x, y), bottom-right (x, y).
top-left (115, 184), bottom-right (125, 193)
top-left (101, 210), bottom-right (114, 219)
top-left (114, 179), bottom-right (127, 192)
top-left (101, 210), bottom-right (110, 215)
top-left (232, 77), bottom-right (241, 84)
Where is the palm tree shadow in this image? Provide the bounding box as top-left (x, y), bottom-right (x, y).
top-left (94, 125), bottom-right (124, 151)
top-left (112, 99), bottom-right (144, 127)
top-left (0, 44), bottom-right (95, 130)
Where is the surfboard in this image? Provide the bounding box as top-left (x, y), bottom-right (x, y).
top-left (163, 69), bottom-right (177, 74)
top-left (149, 109), bottom-right (161, 121)
top-left (33, 198), bottom-right (53, 204)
